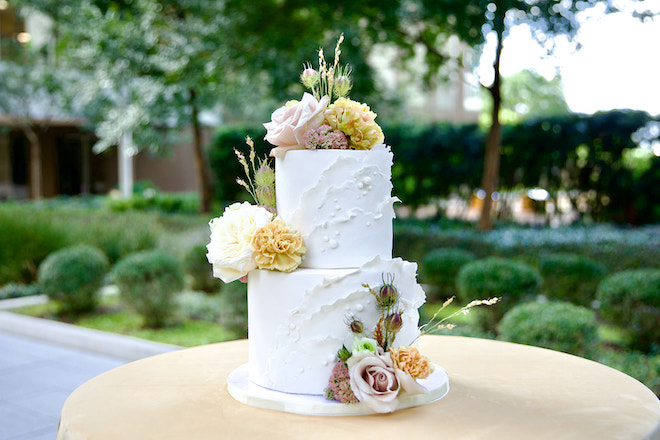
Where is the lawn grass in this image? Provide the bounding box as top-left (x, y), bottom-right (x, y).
top-left (12, 294), bottom-right (241, 348)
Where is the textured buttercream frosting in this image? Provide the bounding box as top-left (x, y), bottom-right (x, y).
top-left (275, 145), bottom-right (398, 269)
top-left (247, 257), bottom-right (425, 395)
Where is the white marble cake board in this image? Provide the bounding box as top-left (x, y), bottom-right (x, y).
top-left (227, 363), bottom-right (449, 416)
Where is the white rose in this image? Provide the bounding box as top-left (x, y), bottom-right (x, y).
top-left (263, 93), bottom-right (330, 157)
top-left (206, 202), bottom-right (274, 283)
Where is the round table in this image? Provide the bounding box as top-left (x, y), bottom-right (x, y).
top-left (56, 335), bottom-right (660, 440)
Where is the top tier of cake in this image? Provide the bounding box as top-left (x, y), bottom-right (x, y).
top-left (275, 144), bottom-right (398, 269)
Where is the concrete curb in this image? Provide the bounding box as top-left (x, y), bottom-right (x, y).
top-left (0, 298), bottom-right (180, 361)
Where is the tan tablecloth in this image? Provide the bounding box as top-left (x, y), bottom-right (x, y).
top-left (57, 335), bottom-right (660, 440)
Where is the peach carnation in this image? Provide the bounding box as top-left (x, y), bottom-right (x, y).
top-left (251, 219), bottom-right (306, 272)
top-left (389, 346), bottom-right (434, 379)
top-left (324, 97), bottom-right (384, 150)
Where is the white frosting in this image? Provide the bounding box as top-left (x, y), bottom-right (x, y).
top-left (247, 257), bottom-right (425, 395)
top-left (275, 145), bottom-right (398, 268)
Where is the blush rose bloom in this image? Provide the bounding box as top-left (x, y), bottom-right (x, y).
top-left (264, 93), bottom-right (330, 158)
top-left (346, 350), bottom-right (428, 413)
top-left (206, 202), bottom-right (273, 283)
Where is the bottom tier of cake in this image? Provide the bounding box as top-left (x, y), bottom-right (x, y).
top-left (246, 256), bottom-right (426, 395)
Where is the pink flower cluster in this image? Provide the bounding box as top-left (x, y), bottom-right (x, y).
top-left (303, 125), bottom-right (349, 150)
top-left (326, 361), bottom-right (358, 404)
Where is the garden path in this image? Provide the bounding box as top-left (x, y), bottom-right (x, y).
top-left (0, 307), bottom-right (180, 440)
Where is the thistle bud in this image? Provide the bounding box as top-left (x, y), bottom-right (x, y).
top-left (257, 185), bottom-right (276, 209)
top-left (384, 312), bottom-right (403, 333)
top-left (300, 67), bottom-right (319, 89)
top-left (333, 75), bottom-right (352, 98)
top-left (254, 161), bottom-right (275, 187)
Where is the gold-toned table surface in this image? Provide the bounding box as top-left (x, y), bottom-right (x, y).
top-left (57, 335), bottom-right (660, 440)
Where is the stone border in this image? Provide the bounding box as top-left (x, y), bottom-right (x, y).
top-left (0, 296), bottom-right (180, 361)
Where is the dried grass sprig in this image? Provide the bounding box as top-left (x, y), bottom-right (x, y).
top-left (414, 296), bottom-right (500, 343)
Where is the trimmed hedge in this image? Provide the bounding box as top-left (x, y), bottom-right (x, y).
top-left (456, 257), bottom-right (542, 329)
top-left (596, 269), bottom-right (660, 353)
top-left (498, 301), bottom-right (599, 357)
top-left (110, 250), bottom-right (185, 328)
top-left (535, 253), bottom-right (607, 306)
top-left (419, 247), bottom-right (477, 302)
top-left (183, 244), bottom-right (222, 293)
top-left (38, 245), bottom-right (109, 315)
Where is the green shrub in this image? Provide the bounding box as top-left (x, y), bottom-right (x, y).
top-left (0, 283), bottom-right (42, 300)
top-left (183, 244), bottom-right (221, 293)
top-left (596, 349), bottom-right (660, 397)
top-left (498, 301), bottom-right (599, 357)
top-left (217, 280), bottom-right (248, 337)
top-left (176, 291), bottom-right (224, 322)
top-left (0, 206), bottom-right (68, 284)
top-left (111, 250), bottom-right (185, 328)
top-left (63, 212), bottom-right (159, 263)
top-left (456, 257), bottom-right (542, 329)
top-left (420, 248), bottom-right (477, 302)
top-left (596, 269), bottom-right (660, 353)
top-left (535, 253), bottom-right (607, 306)
top-left (38, 245), bottom-right (109, 315)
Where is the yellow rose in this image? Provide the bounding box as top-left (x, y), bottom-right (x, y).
top-left (251, 219), bottom-right (306, 272)
top-left (324, 97), bottom-right (384, 150)
top-left (389, 346), bottom-right (434, 379)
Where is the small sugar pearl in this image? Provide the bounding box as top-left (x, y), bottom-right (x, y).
top-left (324, 236), bottom-right (330, 242)
top-left (356, 304), bottom-right (364, 312)
top-left (329, 239), bottom-right (338, 249)
top-left (358, 182), bottom-right (364, 189)
top-left (362, 191), bottom-right (368, 196)
top-left (335, 206), bottom-right (341, 211)
top-left (363, 177), bottom-right (372, 185)
top-left (366, 221), bottom-right (371, 227)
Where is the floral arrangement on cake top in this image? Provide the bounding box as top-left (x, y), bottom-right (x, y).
top-left (264, 34), bottom-right (385, 158)
top-left (206, 138), bottom-right (306, 283)
top-left (327, 275), bottom-right (499, 413)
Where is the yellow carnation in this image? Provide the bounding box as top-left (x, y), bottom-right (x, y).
top-left (324, 97), bottom-right (384, 150)
top-left (389, 346), bottom-right (434, 379)
top-left (251, 219), bottom-right (306, 272)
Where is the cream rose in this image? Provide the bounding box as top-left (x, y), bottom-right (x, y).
top-left (206, 202), bottom-right (274, 283)
top-left (264, 93), bottom-right (330, 157)
top-left (347, 350), bottom-right (428, 413)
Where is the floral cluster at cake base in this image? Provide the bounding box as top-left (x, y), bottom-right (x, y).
top-left (324, 274), bottom-right (433, 413)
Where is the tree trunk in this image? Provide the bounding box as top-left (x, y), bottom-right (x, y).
top-left (190, 89), bottom-right (214, 213)
top-left (477, 27), bottom-right (504, 231)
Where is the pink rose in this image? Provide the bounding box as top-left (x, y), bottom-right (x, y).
top-left (263, 93), bottom-right (329, 158)
top-left (346, 351), bottom-right (427, 413)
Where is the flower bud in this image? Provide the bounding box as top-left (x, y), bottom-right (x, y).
top-left (254, 161), bottom-right (275, 187)
top-left (300, 67), bottom-right (319, 89)
top-left (348, 318), bottom-right (364, 334)
top-left (333, 75), bottom-right (352, 98)
top-left (384, 312), bottom-right (402, 333)
top-left (257, 185), bottom-right (276, 209)
top-left (337, 345), bottom-right (352, 361)
top-left (378, 282), bottom-right (398, 308)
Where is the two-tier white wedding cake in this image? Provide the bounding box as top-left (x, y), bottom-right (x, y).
top-left (207, 35), bottom-right (448, 415)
